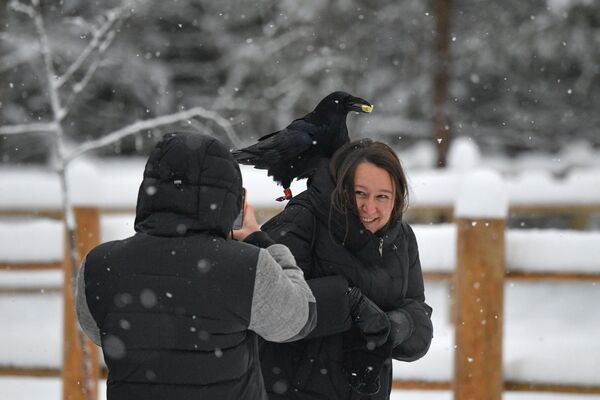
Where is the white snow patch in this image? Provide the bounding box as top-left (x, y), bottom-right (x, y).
top-left (412, 224), bottom-right (456, 272)
top-left (409, 170), bottom-right (461, 207)
top-left (506, 229), bottom-right (600, 273)
top-left (66, 159), bottom-right (101, 207)
top-left (0, 218), bottom-right (63, 262)
top-left (454, 169), bottom-right (508, 219)
top-left (446, 136), bottom-right (481, 171)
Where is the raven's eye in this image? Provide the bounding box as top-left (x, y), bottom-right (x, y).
top-left (334, 100), bottom-right (339, 104)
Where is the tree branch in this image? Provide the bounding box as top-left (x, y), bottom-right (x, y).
top-left (65, 106), bottom-right (241, 162)
top-left (8, 0), bottom-right (34, 18)
top-left (31, 0), bottom-right (65, 124)
top-left (0, 122), bottom-right (58, 135)
top-left (63, 21), bottom-right (123, 113)
top-left (55, 4), bottom-right (128, 89)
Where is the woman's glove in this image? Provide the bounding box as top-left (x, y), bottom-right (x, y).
top-left (386, 309), bottom-right (414, 348)
top-left (347, 287), bottom-right (390, 348)
top-left (343, 329), bottom-right (394, 395)
top-left (391, 299), bottom-right (433, 361)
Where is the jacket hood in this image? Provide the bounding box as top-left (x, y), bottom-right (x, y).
top-left (134, 132), bottom-right (243, 237)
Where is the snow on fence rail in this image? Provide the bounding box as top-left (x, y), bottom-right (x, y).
top-left (1, 159), bottom-right (600, 224)
top-left (3, 221), bottom-right (600, 288)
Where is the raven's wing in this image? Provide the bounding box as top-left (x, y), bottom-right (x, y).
top-left (232, 122), bottom-right (315, 169)
top-left (257, 118), bottom-right (304, 142)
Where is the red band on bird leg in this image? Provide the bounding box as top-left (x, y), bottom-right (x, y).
top-left (275, 188), bottom-right (293, 202)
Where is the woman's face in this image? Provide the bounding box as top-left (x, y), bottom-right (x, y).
top-left (353, 162), bottom-right (395, 233)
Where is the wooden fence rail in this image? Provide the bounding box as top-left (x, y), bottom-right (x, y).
top-left (1, 205), bottom-right (600, 399)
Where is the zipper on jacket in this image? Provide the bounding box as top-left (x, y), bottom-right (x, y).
top-left (378, 237), bottom-right (384, 256)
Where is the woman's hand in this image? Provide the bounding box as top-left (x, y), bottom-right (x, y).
top-left (347, 287), bottom-right (390, 347)
top-left (232, 203), bottom-right (260, 241)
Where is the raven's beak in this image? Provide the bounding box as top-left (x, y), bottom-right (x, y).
top-left (361, 104), bottom-right (373, 113)
top-left (348, 98), bottom-right (373, 113)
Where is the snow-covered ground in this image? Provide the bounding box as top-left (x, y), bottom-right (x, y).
top-left (1, 140), bottom-right (599, 399)
top-left (2, 376), bottom-right (600, 400)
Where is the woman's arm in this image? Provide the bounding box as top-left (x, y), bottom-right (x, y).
top-left (389, 223), bottom-right (434, 362)
top-left (262, 204), bottom-right (353, 338)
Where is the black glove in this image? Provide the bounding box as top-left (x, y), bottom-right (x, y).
top-left (347, 287), bottom-right (390, 348)
top-left (343, 327), bottom-right (394, 395)
top-left (386, 309), bottom-right (414, 348)
top-left (391, 299), bottom-right (433, 362)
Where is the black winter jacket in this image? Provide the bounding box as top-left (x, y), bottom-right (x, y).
top-left (259, 163), bottom-right (433, 400)
top-left (76, 132), bottom-right (316, 400)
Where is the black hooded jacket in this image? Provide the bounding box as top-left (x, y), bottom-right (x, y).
top-left (76, 132), bottom-right (315, 400)
top-left (259, 162), bottom-right (433, 400)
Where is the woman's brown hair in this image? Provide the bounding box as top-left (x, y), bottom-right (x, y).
top-left (329, 138), bottom-right (409, 230)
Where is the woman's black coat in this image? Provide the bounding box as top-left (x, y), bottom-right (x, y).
top-left (259, 163), bottom-right (433, 400)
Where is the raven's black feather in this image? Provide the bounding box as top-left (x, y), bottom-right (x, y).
top-left (232, 91), bottom-right (372, 199)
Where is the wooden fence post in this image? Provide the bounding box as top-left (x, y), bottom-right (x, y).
top-left (63, 207), bottom-right (100, 400)
top-left (453, 170), bottom-right (508, 400)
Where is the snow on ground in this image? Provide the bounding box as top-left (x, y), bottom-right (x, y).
top-left (1, 378), bottom-right (600, 400)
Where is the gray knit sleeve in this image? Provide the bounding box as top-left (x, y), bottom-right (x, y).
top-left (248, 244), bottom-right (316, 342)
top-left (75, 257), bottom-right (101, 346)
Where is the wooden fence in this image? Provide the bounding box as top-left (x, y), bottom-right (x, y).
top-left (1, 204), bottom-right (600, 400)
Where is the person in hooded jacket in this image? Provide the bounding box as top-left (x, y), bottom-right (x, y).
top-left (259, 138), bottom-right (433, 400)
top-left (75, 132), bottom-right (317, 400)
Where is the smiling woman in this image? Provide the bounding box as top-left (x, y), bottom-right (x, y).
top-left (353, 162), bottom-right (395, 233)
top-left (258, 138), bottom-right (432, 400)
top-left (330, 139), bottom-right (409, 236)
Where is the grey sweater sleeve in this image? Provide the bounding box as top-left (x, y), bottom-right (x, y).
top-left (75, 258), bottom-right (101, 346)
top-left (248, 244), bottom-right (316, 342)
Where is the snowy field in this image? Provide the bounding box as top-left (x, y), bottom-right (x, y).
top-left (2, 378), bottom-right (600, 400)
top-left (2, 376), bottom-right (600, 400)
top-left (1, 140), bottom-right (599, 399)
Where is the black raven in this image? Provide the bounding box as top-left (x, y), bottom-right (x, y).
top-left (232, 91), bottom-right (373, 201)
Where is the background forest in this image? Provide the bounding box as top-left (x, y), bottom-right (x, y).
top-left (1, 0), bottom-right (599, 164)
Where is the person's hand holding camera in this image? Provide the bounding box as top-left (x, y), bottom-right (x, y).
top-left (232, 203), bottom-right (260, 241)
